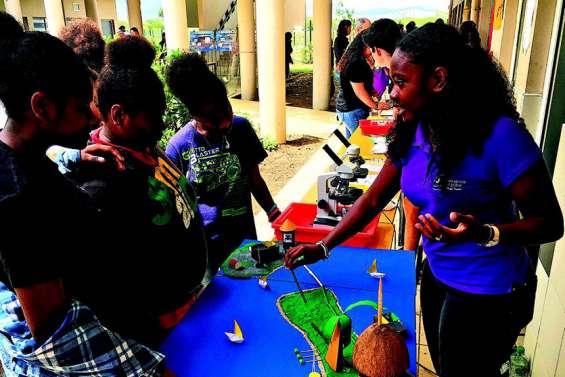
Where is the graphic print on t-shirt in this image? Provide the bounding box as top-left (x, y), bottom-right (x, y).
top-left (181, 145), bottom-right (248, 218)
top-left (150, 156), bottom-right (197, 228)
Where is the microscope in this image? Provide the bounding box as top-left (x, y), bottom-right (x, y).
top-left (314, 137), bottom-right (365, 226)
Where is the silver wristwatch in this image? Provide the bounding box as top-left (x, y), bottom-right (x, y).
top-left (316, 240), bottom-right (331, 259)
top-left (481, 224), bottom-right (500, 247)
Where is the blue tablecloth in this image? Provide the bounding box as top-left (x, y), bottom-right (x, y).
top-left (160, 242), bottom-right (416, 376)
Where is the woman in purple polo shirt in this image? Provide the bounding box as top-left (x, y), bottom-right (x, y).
top-left (285, 23), bottom-right (563, 377)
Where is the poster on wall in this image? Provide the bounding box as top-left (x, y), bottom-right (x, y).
top-left (493, 0), bottom-right (505, 30)
top-left (216, 30), bottom-right (236, 52)
top-left (190, 31), bottom-right (215, 51)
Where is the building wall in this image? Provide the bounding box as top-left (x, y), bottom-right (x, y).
top-left (64, 0), bottom-right (86, 21)
top-left (0, 1), bottom-right (5, 11)
top-left (490, 0), bottom-right (520, 73)
top-left (18, 0), bottom-right (116, 31)
top-left (96, 0), bottom-right (116, 21)
top-left (199, 0), bottom-right (305, 32)
top-left (524, 125), bottom-right (565, 377)
top-left (512, 0), bottom-right (559, 137)
top-left (478, 0), bottom-right (492, 48)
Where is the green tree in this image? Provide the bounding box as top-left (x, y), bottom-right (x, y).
top-left (335, 0), bottom-right (355, 24)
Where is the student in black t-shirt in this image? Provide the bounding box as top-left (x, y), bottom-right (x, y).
top-left (68, 36), bottom-right (208, 347)
top-left (335, 29), bottom-right (377, 138)
top-left (165, 53), bottom-right (280, 274)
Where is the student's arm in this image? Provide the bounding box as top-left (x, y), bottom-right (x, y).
top-left (351, 82), bottom-right (377, 110)
top-left (15, 280), bottom-right (68, 344)
top-left (285, 159), bottom-right (401, 268)
top-left (249, 164), bottom-right (276, 215)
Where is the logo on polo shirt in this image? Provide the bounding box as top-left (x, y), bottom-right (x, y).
top-left (433, 174), bottom-right (466, 191)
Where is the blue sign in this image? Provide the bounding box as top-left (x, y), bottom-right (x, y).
top-left (190, 31), bottom-right (215, 51)
top-left (215, 30), bottom-right (236, 52)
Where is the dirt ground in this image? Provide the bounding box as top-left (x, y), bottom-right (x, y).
top-left (251, 71), bottom-right (338, 214)
top-left (285, 72), bottom-right (337, 110)
top-left (253, 135), bottom-right (324, 214)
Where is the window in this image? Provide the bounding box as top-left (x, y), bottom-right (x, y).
top-left (101, 19), bottom-right (115, 38)
top-left (72, 3), bottom-right (80, 12)
top-left (32, 17), bottom-right (47, 32)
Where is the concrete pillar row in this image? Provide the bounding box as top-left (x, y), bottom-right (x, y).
top-left (312, 0), bottom-right (332, 111)
top-left (84, 0), bottom-right (100, 26)
top-left (43, 0), bottom-right (65, 36)
top-left (237, 0), bottom-right (257, 101)
top-left (162, 0), bottom-right (189, 51)
top-left (463, 0), bottom-right (471, 21)
top-left (471, 0), bottom-right (481, 23)
top-left (256, 0), bottom-right (286, 144)
top-left (127, 0), bottom-right (143, 34)
top-left (4, 0), bottom-right (23, 23)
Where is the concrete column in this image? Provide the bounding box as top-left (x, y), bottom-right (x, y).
top-left (256, 0), bottom-right (286, 144)
top-left (463, 0), bottom-right (471, 21)
top-left (312, 0), bottom-right (331, 111)
top-left (44, 0), bottom-right (65, 36)
top-left (471, 0), bottom-right (480, 23)
top-left (84, 0), bottom-right (99, 25)
top-left (163, 0), bottom-right (189, 51)
top-left (127, 0), bottom-right (143, 34)
top-left (237, 0), bottom-right (257, 100)
top-left (4, 0), bottom-right (23, 23)
top-left (196, 0), bottom-right (205, 29)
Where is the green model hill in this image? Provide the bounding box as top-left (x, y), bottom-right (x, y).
top-left (278, 288), bottom-right (359, 377)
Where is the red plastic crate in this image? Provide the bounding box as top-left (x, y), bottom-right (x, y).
top-left (272, 202), bottom-right (381, 248)
top-left (359, 119), bottom-right (394, 137)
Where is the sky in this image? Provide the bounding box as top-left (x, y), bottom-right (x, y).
top-left (117, 0), bottom-right (450, 22)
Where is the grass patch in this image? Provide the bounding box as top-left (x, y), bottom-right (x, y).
top-left (290, 64), bottom-right (314, 74)
top-left (278, 288), bottom-right (358, 377)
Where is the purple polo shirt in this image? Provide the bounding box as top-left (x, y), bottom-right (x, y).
top-left (396, 117), bottom-right (542, 294)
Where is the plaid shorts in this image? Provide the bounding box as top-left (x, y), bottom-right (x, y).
top-left (0, 282), bottom-right (164, 377)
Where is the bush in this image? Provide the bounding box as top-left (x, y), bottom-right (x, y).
top-left (152, 49), bottom-right (191, 149)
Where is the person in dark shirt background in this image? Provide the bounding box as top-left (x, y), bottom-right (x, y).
top-left (335, 29), bottom-right (377, 137)
top-left (334, 19), bottom-right (352, 65)
top-left (285, 31), bottom-right (293, 79)
top-left (165, 53), bottom-right (280, 275)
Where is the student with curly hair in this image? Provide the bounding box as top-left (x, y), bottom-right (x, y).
top-left (286, 23), bottom-right (563, 377)
top-left (48, 18), bottom-right (126, 174)
top-left (0, 12), bottom-right (165, 376)
top-left (165, 53), bottom-right (279, 275)
top-left (69, 36), bottom-right (208, 350)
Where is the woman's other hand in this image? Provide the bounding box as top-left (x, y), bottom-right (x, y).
top-left (415, 212), bottom-right (485, 243)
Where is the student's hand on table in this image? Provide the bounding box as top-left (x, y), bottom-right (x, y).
top-left (415, 212), bottom-right (485, 243)
top-left (80, 144), bottom-right (126, 171)
top-left (284, 244), bottom-right (325, 269)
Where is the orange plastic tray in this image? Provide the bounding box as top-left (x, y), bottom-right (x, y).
top-left (272, 202), bottom-right (381, 247)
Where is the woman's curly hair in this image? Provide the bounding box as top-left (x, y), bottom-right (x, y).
top-left (387, 23), bottom-right (523, 178)
top-left (58, 19), bottom-right (105, 73)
